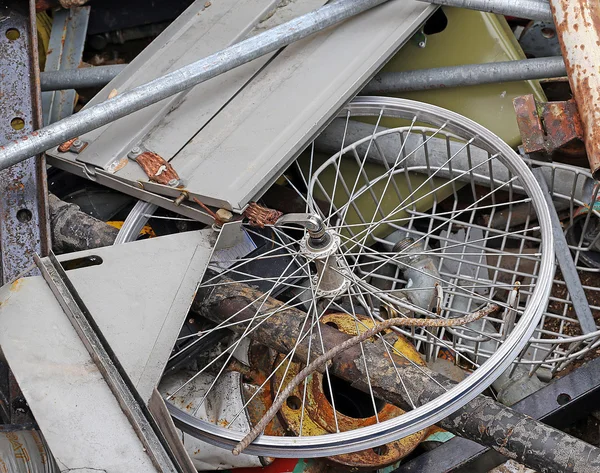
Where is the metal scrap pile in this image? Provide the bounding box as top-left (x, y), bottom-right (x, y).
top-left (1, 0), bottom-right (600, 472)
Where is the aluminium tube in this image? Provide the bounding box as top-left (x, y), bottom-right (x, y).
top-left (419, 0), bottom-right (552, 21)
top-left (40, 65), bottom-right (127, 91)
top-left (362, 56), bottom-right (566, 95)
top-left (0, 0), bottom-right (390, 172)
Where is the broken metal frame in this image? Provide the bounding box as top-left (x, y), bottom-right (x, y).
top-left (0, 229), bottom-right (216, 471)
top-left (0, 0), bottom-right (557, 197)
top-left (0, 0), bottom-right (396, 171)
top-left (548, 0), bottom-right (600, 179)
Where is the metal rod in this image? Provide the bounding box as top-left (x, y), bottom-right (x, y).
top-left (548, 0), bottom-right (600, 179)
top-left (40, 65), bottom-right (127, 91)
top-left (533, 167), bottom-right (596, 335)
top-left (362, 56), bottom-right (566, 94)
top-left (419, 0), bottom-right (552, 21)
top-left (42, 56), bottom-right (567, 95)
top-left (0, 0), bottom-right (390, 172)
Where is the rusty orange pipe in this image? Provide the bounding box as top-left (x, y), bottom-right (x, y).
top-left (550, 0), bottom-right (600, 179)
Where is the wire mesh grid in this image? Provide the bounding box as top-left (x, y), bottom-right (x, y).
top-left (307, 119), bottom-right (596, 377)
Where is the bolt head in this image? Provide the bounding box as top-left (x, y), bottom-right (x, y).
top-left (168, 178), bottom-right (180, 187)
top-left (72, 139), bottom-right (83, 147)
top-left (131, 146), bottom-right (141, 154)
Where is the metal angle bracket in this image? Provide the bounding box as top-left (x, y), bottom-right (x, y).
top-left (0, 230), bottom-right (216, 471)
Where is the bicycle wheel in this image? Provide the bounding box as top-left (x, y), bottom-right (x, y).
top-left (162, 97), bottom-right (554, 459)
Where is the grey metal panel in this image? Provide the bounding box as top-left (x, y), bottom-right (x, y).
top-left (0, 230), bottom-right (215, 471)
top-left (66, 0), bottom-right (281, 170)
top-left (0, 277), bottom-right (160, 473)
top-left (46, 0), bottom-right (432, 216)
top-left (161, 0), bottom-right (435, 212)
top-left (57, 229), bottom-right (215, 402)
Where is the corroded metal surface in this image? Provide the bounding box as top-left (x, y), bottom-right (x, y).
top-left (193, 281), bottom-right (600, 472)
top-left (0, 0), bottom-right (50, 425)
top-left (513, 94), bottom-right (583, 154)
top-left (0, 0), bottom-right (50, 284)
top-left (273, 312), bottom-right (428, 468)
top-left (549, 0), bottom-right (600, 177)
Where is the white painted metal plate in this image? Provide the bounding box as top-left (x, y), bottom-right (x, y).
top-left (0, 230), bottom-right (215, 471)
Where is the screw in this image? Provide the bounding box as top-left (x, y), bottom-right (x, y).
top-left (70, 139), bottom-right (89, 153)
top-left (127, 146), bottom-right (143, 160)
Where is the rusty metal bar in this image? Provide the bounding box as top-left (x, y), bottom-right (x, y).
top-left (549, 0), bottom-right (600, 178)
top-left (187, 281), bottom-right (600, 473)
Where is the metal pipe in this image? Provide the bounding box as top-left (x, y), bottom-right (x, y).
top-left (40, 65), bottom-right (127, 91)
top-left (0, 0), bottom-right (390, 172)
top-left (42, 55), bottom-right (567, 96)
top-left (548, 0), bottom-right (600, 179)
top-left (419, 0), bottom-right (552, 21)
top-left (362, 56), bottom-right (566, 94)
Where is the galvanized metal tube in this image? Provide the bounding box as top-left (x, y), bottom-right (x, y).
top-left (419, 0), bottom-right (552, 21)
top-left (40, 65), bottom-right (127, 91)
top-left (0, 0), bottom-right (390, 171)
top-left (549, 0), bottom-right (600, 179)
top-left (362, 56), bottom-right (566, 94)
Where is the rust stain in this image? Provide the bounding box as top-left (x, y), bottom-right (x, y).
top-left (10, 279), bottom-right (23, 292)
top-left (268, 313), bottom-right (428, 468)
top-left (513, 95), bottom-right (584, 155)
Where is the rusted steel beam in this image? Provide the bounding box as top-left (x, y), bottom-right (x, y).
top-left (193, 281), bottom-right (600, 473)
top-left (549, 0), bottom-right (600, 178)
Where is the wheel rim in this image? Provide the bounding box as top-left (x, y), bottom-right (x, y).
top-left (163, 97), bottom-right (555, 457)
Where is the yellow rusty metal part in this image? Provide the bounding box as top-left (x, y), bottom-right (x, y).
top-left (107, 221), bottom-right (156, 238)
top-left (270, 313), bottom-right (429, 468)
